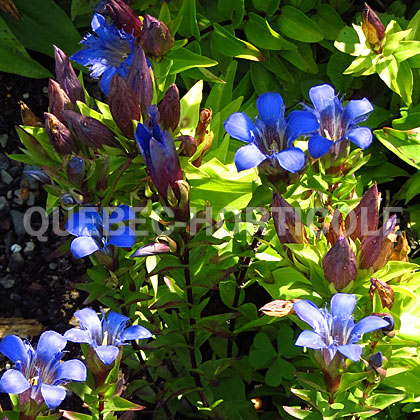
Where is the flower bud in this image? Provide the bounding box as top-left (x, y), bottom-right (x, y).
top-left (369, 277), bottom-right (394, 309)
top-left (67, 157), bottom-right (85, 186)
top-left (126, 46), bottom-right (153, 117)
top-left (390, 232), bottom-right (409, 262)
top-left (106, 0), bottom-right (142, 38)
top-left (362, 3), bottom-right (385, 53)
top-left (369, 352), bottom-right (383, 370)
top-left (131, 241), bottom-right (171, 257)
top-left (272, 193), bottom-right (308, 245)
top-left (259, 299), bottom-right (299, 318)
top-left (139, 14), bottom-right (174, 57)
top-left (19, 101), bottom-right (43, 127)
top-left (345, 182), bottom-right (379, 242)
top-left (23, 168), bottom-right (51, 184)
top-left (63, 110), bottom-right (120, 149)
top-left (327, 209), bottom-right (345, 246)
top-left (359, 215), bottom-right (398, 271)
top-left (193, 108), bottom-right (214, 167)
top-left (372, 312), bottom-right (394, 336)
top-left (158, 84), bottom-right (180, 131)
top-left (322, 235), bottom-right (358, 291)
top-left (44, 112), bottom-right (78, 155)
top-left (53, 45), bottom-right (85, 104)
top-left (108, 74), bottom-right (140, 139)
top-left (179, 135), bottom-right (198, 157)
top-left (49, 79), bottom-right (76, 123)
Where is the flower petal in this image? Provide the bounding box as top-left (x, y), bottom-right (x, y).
top-left (104, 312), bottom-right (128, 345)
top-left (100, 67), bottom-right (117, 96)
top-left (337, 344), bottom-right (363, 362)
top-left (256, 92), bottom-right (285, 124)
top-left (41, 383), bottom-right (67, 409)
top-left (108, 226), bottom-right (136, 248)
top-left (309, 84), bottom-right (337, 111)
top-left (285, 110), bottom-right (319, 144)
top-left (330, 293), bottom-right (357, 319)
top-left (276, 147), bottom-right (306, 173)
top-left (70, 236), bottom-right (101, 258)
top-left (95, 345), bottom-right (120, 365)
top-left (308, 135), bottom-right (333, 158)
top-left (295, 330), bottom-right (327, 349)
top-left (74, 308), bottom-right (102, 344)
top-left (346, 127), bottom-right (373, 150)
top-left (0, 335), bottom-right (29, 365)
top-left (55, 360), bottom-right (87, 383)
top-left (234, 143), bottom-right (267, 172)
top-left (293, 300), bottom-right (327, 334)
top-left (0, 369), bottom-right (30, 394)
top-left (350, 316), bottom-right (390, 343)
top-left (121, 325), bottom-right (153, 341)
top-left (343, 98), bottom-right (373, 124)
top-left (66, 208), bottom-right (102, 237)
top-left (224, 112), bottom-right (256, 143)
top-left (109, 205), bottom-right (136, 224)
top-left (37, 331), bottom-right (67, 361)
top-left (64, 328), bottom-right (92, 344)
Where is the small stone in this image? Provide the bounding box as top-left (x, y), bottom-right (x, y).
top-left (13, 198), bottom-right (24, 205)
top-left (10, 293), bottom-right (21, 302)
top-left (1, 170), bottom-right (13, 185)
top-left (0, 277), bottom-right (15, 288)
top-left (22, 92), bottom-right (30, 99)
top-left (8, 252), bottom-right (24, 272)
top-left (6, 190), bottom-right (12, 200)
top-left (43, 86), bottom-right (48, 94)
top-left (0, 154), bottom-right (9, 171)
top-left (27, 192), bottom-right (35, 206)
top-left (0, 196), bottom-right (10, 216)
top-left (8, 165), bottom-right (22, 177)
top-left (0, 134), bottom-right (8, 148)
top-left (10, 244), bottom-right (22, 253)
top-left (10, 210), bottom-right (26, 236)
top-left (49, 263), bottom-right (58, 270)
top-left (23, 241), bottom-right (35, 254)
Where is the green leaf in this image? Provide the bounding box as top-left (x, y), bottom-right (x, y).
top-left (383, 29), bottom-right (412, 56)
top-left (179, 79), bottom-right (203, 136)
top-left (70, 0), bottom-right (92, 20)
top-left (61, 411), bottom-right (93, 420)
top-left (217, 0), bottom-right (245, 27)
top-left (337, 372), bottom-right (370, 394)
top-left (3, 0), bottom-right (81, 57)
top-left (313, 4), bottom-right (345, 41)
top-left (0, 15), bottom-right (51, 78)
top-left (212, 23), bottom-right (264, 62)
top-left (374, 127), bottom-right (420, 169)
top-left (176, 0), bottom-right (200, 39)
top-left (104, 396), bottom-right (145, 412)
top-left (250, 62), bottom-right (280, 95)
top-left (249, 332), bottom-right (276, 369)
top-left (219, 280), bottom-right (237, 307)
top-left (334, 25), bottom-right (370, 57)
top-left (244, 12), bottom-right (296, 51)
top-left (394, 41), bottom-right (420, 62)
top-left (281, 42), bottom-right (319, 74)
top-left (407, 7), bottom-right (420, 41)
top-left (166, 48), bottom-right (218, 74)
top-left (252, 0), bottom-right (281, 17)
top-left (277, 6), bottom-right (323, 43)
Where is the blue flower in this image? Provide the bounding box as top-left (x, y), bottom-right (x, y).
top-left (0, 331), bottom-right (86, 410)
top-left (71, 13), bottom-right (135, 95)
top-left (305, 84), bottom-right (374, 158)
top-left (64, 308), bottom-right (152, 365)
top-left (293, 293), bottom-right (389, 365)
top-left (66, 205), bottom-right (136, 258)
top-left (224, 92), bottom-right (319, 172)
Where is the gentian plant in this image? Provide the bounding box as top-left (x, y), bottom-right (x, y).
top-left (0, 331), bottom-right (86, 419)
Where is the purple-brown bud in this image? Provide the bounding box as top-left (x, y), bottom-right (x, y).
top-left (53, 45), bottom-right (85, 104)
top-left (178, 135), bottom-right (198, 157)
top-left (139, 14), bottom-right (174, 57)
top-left (362, 3), bottom-right (385, 53)
top-left (158, 84), bottom-right (180, 132)
top-left (126, 46), bottom-right (153, 117)
top-left (49, 79), bottom-right (76, 123)
top-left (322, 235), bottom-right (358, 291)
top-left (345, 182), bottom-right (379, 242)
top-left (63, 110), bottom-right (120, 149)
top-left (359, 215), bottom-right (398, 271)
top-left (131, 242), bottom-right (171, 257)
top-left (44, 112), bottom-right (78, 155)
top-left (369, 278), bottom-right (394, 310)
top-left (67, 157), bottom-right (86, 186)
top-left (327, 209), bottom-right (345, 246)
top-left (106, 0), bottom-right (142, 38)
top-left (272, 193), bottom-right (308, 245)
top-left (19, 101), bottom-right (43, 127)
top-left (108, 74), bottom-right (140, 139)
top-left (390, 232), bottom-right (409, 262)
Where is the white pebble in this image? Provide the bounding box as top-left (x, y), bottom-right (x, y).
top-left (22, 92), bottom-right (30, 99)
top-left (10, 244), bottom-right (22, 253)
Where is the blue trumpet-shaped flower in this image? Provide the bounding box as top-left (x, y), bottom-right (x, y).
top-left (305, 84), bottom-right (374, 158)
top-left (224, 92), bottom-right (319, 172)
top-left (64, 308), bottom-right (152, 366)
top-left (293, 293), bottom-right (389, 365)
top-left (66, 205), bottom-right (136, 258)
top-left (0, 331), bottom-right (86, 410)
top-left (71, 13), bottom-right (135, 95)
